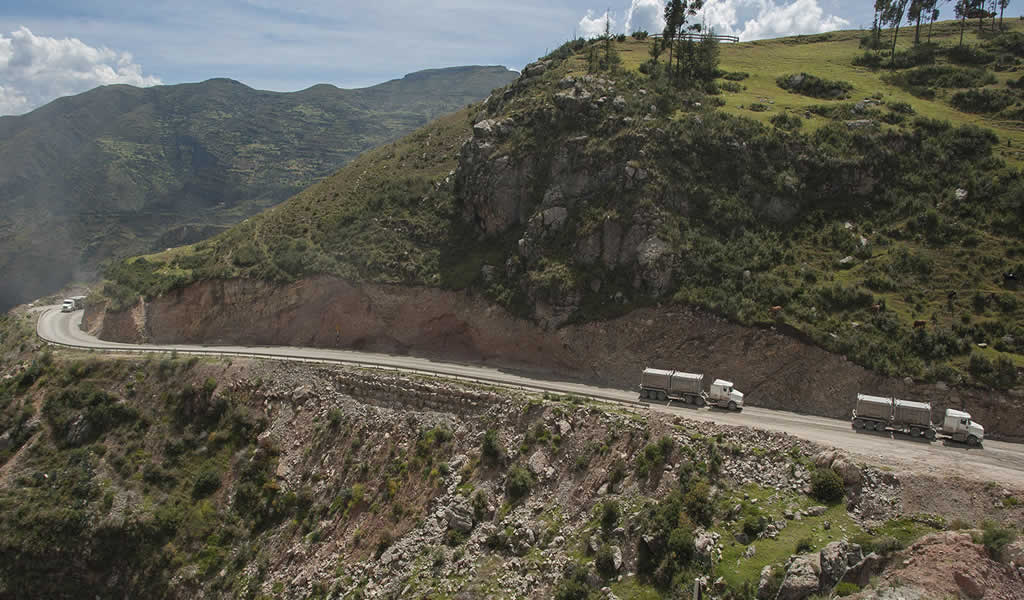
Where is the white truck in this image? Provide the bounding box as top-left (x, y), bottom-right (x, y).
top-left (851, 393), bottom-right (985, 446)
top-left (639, 368), bottom-right (744, 411)
top-left (60, 295), bottom-right (86, 313)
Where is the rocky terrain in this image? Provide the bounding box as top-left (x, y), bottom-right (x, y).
top-left (1, 320), bottom-right (1021, 599)
top-left (84, 278), bottom-right (1024, 442)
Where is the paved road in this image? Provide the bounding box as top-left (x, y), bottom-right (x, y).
top-left (37, 307), bottom-right (1024, 487)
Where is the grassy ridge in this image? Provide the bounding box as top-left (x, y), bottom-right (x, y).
top-left (103, 24), bottom-right (1023, 388)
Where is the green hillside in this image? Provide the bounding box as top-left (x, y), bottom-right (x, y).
top-left (0, 66), bottom-right (517, 311)
top-left (105, 23), bottom-right (1023, 389)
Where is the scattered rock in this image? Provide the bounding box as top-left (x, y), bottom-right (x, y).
top-left (805, 505), bottom-right (827, 517)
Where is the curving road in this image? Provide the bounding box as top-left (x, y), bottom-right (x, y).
top-left (37, 307), bottom-right (1024, 487)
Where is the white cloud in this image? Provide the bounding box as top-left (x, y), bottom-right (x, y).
top-left (625, 0), bottom-right (665, 34)
top-left (578, 10), bottom-right (617, 39)
top-left (580, 0), bottom-right (848, 43)
top-left (702, 0), bottom-right (850, 41)
top-left (0, 26), bottom-right (161, 116)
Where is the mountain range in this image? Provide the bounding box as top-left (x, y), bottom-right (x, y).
top-left (0, 65), bottom-right (517, 310)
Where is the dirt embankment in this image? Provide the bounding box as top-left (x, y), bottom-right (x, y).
top-left (85, 276), bottom-right (1024, 441)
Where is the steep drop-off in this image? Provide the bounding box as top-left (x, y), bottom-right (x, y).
top-left (86, 277), bottom-right (1023, 441)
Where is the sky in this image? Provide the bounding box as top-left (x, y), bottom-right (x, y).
top-left (0, 0), bottom-right (872, 116)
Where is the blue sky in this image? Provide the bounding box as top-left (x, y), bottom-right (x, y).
top-left (0, 0), bottom-right (870, 115)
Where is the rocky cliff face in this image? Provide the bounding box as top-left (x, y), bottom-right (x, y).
top-left (86, 277), bottom-right (1023, 441)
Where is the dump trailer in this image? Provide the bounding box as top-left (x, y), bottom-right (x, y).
top-left (639, 368), bottom-right (744, 410)
top-left (851, 394), bottom-right (985, 446)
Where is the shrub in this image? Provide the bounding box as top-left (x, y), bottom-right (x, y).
top-left (886, 100), bottom-right (915, 114)
top-left (471, 490), bottom-right (488, 522)
top-left (631, 30), bottom-right (649, 40)
top-left (554, 562), bottom-right (599, 600)
top-left (192, 469), bottom-right (221, 499)
top-left (852, 51), bottom-right (883, 69)
top-left (720, 81), bottom-right (743, 93)
top-left (749, 102), bottom-right (769, 112)
top-left (594, 544), bottom-right (617, 578)
top-left (375, 531), bottom-right (394, 559)
top-left (601, 500), bottom-right (620, 531)
top-left (946, 44), bottom-right (994, 66)
top-left (505, 465), bottom-right (533, 501)
top-left (777, 72), bottom-right (853, 99)
top-left (482, 429), bottom-right (502, 461)
top-left (609, 458), bottom-right (627, 487)
top-left (684, 480), bottom-right (714, 527)
top-left (811, 468), bottom-right (845, 504)
top-left (742, 514), bottom-right (767, 538)
top-left (795, 536), bottom-right (813, 553)
top-left (950, 88), bottom-right (1018, 113)
top-left (980, 520), bottom-right (1017, 560)
top-left (770, 112), bottom-right (804, 131)
top-left (722, 71), bottom-right (750, 81)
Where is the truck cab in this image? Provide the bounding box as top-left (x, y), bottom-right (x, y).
top-left (709, 379), bottom-right (744, 411)
top-left (942, 409), bottom-right (984, 445)
top-left (60, 299), bottom-right (75, 313)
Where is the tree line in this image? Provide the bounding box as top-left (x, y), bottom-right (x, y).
top-left (871, 0), bottom-right (1014, 62)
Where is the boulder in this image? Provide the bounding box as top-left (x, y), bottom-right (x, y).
top-left (528, 448), bottom-right (552, 477)
top-left (291, 385), bottom-right (312, 402)
top-left (805, 505), bottom-right (827, 517)
top-left (777, 553), bottom-right (820, 600)
top-left (522, 61), bottom-right (548, 78)
top-left (841, 552), bottom-right (884, 587)
top-left (535, 206), bottom-right (568, 231)
top-left (446, 499), bottom-right (474, 533)
top-left (819, 541), bottom-right (862, 593)
top-left (611, 545), bottom-right (623, 572)
top-left (813, 450), bottom-right (838, 469)
top-left (757, 565), bottom-right (776, 600)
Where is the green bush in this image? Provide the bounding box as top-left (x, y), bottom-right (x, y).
top-left (852, 51), bottom-right (883, 69)
top-left (595, 544), bottom-right (617, 578)
top-left (554, 562), bottom-right (600, 600)
top-left (722, 71), bottom-right (749, 81)
top-left (631, 30), bottom-right (649, 40)
top-left (950, 88), bottom-right (1018, 113)
top-left (482, 429), bottom-right (502, 461)
top-left (601, 500), bottom-right (620, 531)
top-left (946, 44), bottom-right (994, 66)
top-left (770, 112), bottom-right (804, 131)
top-left (776, 72), bottom-right (853, 99)
top-left (505, 465), bottom-right (533, 501)
top-left (810, 468), bottom-right (845, 504)
top-left (192, 469), bottom-right (221, 499)
top-left (980, 520), bottom-right (1017, 560)
top-left (795, 536), bottom-right (813, 553)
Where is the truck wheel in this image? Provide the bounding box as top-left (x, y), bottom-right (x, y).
top-left (968, 435), bottom-right (980, 447)
top-left (926, 429), bottom-right (936, 441)
top-left (853, 419), bottom-right (864, 430)
top-left (910, 427), bottom-right (920, 438)
top-left (728, 401), bottom-right (737, 411)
